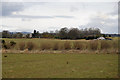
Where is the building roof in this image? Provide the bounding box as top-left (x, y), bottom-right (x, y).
top-left (97, 37), bottom-right (105, 40)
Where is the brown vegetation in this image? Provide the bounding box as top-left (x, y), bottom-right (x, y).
top-left (1, 38), bottom-right (119, 54)
top-left (19, 42), bottom-right (26, 50)
top-left (40, 42), bottom-right (52, 50)
top-left (73, 41), bottom-right (85, 50)
top-left (26, 42), bottom-right (35, 50)
top-left (52, 42), bottom-right (59, 50)
top-left (64, 41), bottom-right (71, 50)
top-left (89, 41), bottom-right (98, 50)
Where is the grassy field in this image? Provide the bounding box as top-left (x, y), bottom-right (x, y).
top-left (1, 38), bottom-right (119, 78)
top-left (2, 53), bottom-right (118, 78)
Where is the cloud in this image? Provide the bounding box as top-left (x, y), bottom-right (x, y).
top-left (1, 2), bottom-right (46, 16)
top-left (1, 24), bottom-right (33, 32)
top-left (0, 25), bottom-right (15, 31)
top-left (54, 16), bottom-right (74, 18)
top-left (70, 6), bottom-right (79, 12)
top-left (86, 12), bottom-right (118, 34)
top-left (5, 14), bottom-right (75, 19)
top-left (21, 18), bottom-right (31, 21)
top-left (1, 2), bottom-right (75, 19)
top-left (2, 2), bottom-right (24, 16)
top-left (110, 9), bottom-right (118, 15)
top-left (1, 2), bottom-right (118, 33)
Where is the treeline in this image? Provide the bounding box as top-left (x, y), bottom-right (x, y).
top-left (1, 27), bottom-right (102, 40)
top-left (57, 27), bottom-right (101, 39)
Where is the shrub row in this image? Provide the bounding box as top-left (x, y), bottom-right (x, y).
top-left (1, 40), bottom-right (118, 51)
top-left (19, 42), bottom-right (35, 50)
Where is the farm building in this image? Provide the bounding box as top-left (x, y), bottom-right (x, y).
top-left (29, 33), bottom-right (32, 38)
top-left (97, 37), bottom-right (105, 40)
top-left (22, 34), bottom-right (27, 38)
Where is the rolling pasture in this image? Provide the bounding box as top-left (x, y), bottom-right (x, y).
top-left (1, 37), bottom-right (119, 78)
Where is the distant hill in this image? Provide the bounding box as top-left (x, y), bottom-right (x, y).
top-left (21, 32), bottom-right (31, 34)
top-left (10, 32), bottom-right (31, 34)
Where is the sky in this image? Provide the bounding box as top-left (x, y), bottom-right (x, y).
top-left (0, 0), bottom-right (119, 34)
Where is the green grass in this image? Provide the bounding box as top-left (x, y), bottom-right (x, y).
top-left (2, 53), bottom-right (118, 78)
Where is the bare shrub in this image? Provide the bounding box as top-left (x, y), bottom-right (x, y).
top-left (53, 42), bottom-right (59, 50)
top-left (26, 42), bottom-right (35, 51)
top-left (40, 42), bottom-right (52, 50)
top-left (1, 40), bottom-right (5, 49)
top-left (73, 41), bottom-right (85, 50)
top-left (1, 40), bottom-right (12, 49)
top-left (3, 43), bottom-right (11, 49)
top-left (10, 41), bottom-right (16, 48)
top-left (19, 42), bottom-right (25, 50)
top-left (64, 41), bottom-right (71, 50)
top-left (89, 41), bottom-right (98, 50)
top-left (1, 40), bottom-right (5, 44)
top-left (100, 41), bottom-right (112, 50)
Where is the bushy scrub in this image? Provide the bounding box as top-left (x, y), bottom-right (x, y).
top-left (1, 38), bottom-right (119, 54)
top-left (10, 41), bottom-right (16, 47)
top-left (89, 40), bottom-right (98, 50)
top-left (19, 42), bottom-right (26, 50)
top-left (40, 42), bottom-right (52, 50)
top-left (3, 43), bottom-right (11, 49)
top-left (100, 40), bottom-right (112, 50)
top-left (59, 42), bottom-right (65, 50)
top-left (73, 41), bottom-right (85, 50)
top-left (1, 40), bottom-right (5, 44)
top-left (26, 42), bottom-right (35, 50)
top-left (52, 42), bottom-right (59, 50)
top-left (64, 41), bottom-right (71, 50)
top-left (1, 40), bottom-right (6, 49)
top-left (2, 40), bottom-right (16, 49)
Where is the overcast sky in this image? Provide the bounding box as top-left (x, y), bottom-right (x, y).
top-left (0, 0), bottom-right (118, 34)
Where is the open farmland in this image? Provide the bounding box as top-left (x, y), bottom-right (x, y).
top-left (1, 38), bottom-right (119, 78)
top-left (2, 53), bottom-right (118, 78)
top-left (1, 1), bottom-right (119, 78)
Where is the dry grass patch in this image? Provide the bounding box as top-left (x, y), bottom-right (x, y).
top-left (26, 42), bottom-right (35, 51)
top-left (100, 41), bottom-right (112, 50)
top-left (64, 41), bottom-right (71, 50)
top-left (52, 42), bottom-right (59, 50)
top-left (19, 42), bottom-right (26, 50)
top-left (89, 41), bottom-right (98, 50)
top-left (73, 41), bottom-right (85, 50)
top-left (40, 42), bottom-right (52, 50)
